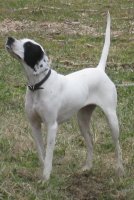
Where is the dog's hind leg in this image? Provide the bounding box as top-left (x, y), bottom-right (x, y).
top-left (102, 107), bottom-right (124, 176)
top-left (77, 105), bottom-right (96, 171)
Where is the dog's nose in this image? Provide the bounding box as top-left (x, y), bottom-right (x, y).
top-left (6, 37), bottom-right (15, 46)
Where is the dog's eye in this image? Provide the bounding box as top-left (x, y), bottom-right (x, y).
top-left (40, 64), bottom-right (43, 68)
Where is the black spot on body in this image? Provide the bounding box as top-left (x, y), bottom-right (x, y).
top-left (24, 42), bottom-right (44, 70)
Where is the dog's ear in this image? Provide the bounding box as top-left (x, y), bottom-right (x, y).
top-left (24, 41), bottom-right (44, 71)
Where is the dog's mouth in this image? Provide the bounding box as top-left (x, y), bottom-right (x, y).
top-left (6, 37), bottom-right (15, 52)
top-left (6, 44), bottom-right (21, 60)
top-left (6, 44), bottom-right (13, 52)
top-left (6, 44), bottom-right (11, 50)
top-left (6, 37), bottom-right (21, 60)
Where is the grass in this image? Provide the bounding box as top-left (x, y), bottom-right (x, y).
top-left (0, 0), bottom-right (134, 199)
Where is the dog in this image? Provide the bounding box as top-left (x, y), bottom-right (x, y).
top-left (6, 12), bottom-right (124, 181)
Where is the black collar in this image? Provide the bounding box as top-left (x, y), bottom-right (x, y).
top-left (28, 69), bottom-right (51, 92)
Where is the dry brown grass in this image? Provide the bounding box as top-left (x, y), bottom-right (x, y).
top-left (0, 0), bottom-right (134, 199)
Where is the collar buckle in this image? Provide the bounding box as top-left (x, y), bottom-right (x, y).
top-left (28, 69), bottom-right (51, 92)
top-left (28, 85), bottom-right (35, 91)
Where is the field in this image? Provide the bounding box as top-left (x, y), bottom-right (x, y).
top-left (0, 0), bottom-right (134, 199)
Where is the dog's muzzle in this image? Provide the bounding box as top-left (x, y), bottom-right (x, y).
top-left (6, 37), bottom-right (22, 60)
top-left (6, 37), bottom-right (15, 46)
top-left (6, 37), bottom-right (15, 50)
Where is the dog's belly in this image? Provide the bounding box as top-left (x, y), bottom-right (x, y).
top-left (57, 107), bottom-right (78, 123)
top-left (57, 93), bottom-right (89, 123)
top-left (57, 69), bottom-right (105, 123)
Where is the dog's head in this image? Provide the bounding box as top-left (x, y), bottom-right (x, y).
top-left (6, 37), bottom-right (50, 75)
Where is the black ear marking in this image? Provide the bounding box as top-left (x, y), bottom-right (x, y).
top-left (24, 42), bottom-right (44, 69)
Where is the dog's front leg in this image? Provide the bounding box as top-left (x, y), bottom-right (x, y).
top-left (43, 121), bottom-right (58, 181)
top-left (30, 122), bottom-right (45, 166)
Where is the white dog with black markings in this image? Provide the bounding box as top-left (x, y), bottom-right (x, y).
top-left (6, 12), bottom-right (124, 181)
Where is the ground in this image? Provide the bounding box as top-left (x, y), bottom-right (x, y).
top-left (0, 0), bottom-right (134, 199)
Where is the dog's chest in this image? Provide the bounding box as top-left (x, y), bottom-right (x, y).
top-left (31, 96), bottom-right (42, 114)
top-left (25, 92), bottom-right (47, 120)
top-left (32, 97), bottom-right (40, 112)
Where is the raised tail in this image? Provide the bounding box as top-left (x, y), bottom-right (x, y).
top-left (97, 11), bottom-right (111, 71)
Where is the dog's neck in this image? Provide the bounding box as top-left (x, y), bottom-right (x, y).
top-left (22, 59), bottom-right (51, 85)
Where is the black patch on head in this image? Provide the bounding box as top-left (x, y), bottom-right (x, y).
top-left (24, 41), bottom-right (44, 71)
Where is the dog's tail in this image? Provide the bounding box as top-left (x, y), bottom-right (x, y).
top-left (97, 11), bottom-right (111, 71)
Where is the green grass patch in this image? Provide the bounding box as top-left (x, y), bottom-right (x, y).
top-left (0, 0), bottom-right (134, 199)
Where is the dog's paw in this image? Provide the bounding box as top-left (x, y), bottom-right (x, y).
top-left (116, 165), bottom-right (125, 177)
top-left (42, 169), bottom-right (51, 182)
top-left (42, 174), bottom-right (50, 182)
top-left (82, 163), bottom-right (92, 172)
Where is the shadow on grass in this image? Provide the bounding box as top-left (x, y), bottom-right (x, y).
top-left (67, 170), bottom-right (128, 200)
